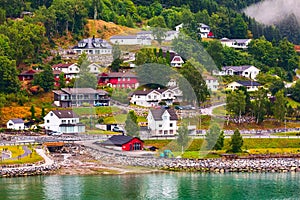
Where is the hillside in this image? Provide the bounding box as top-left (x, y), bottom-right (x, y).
top-left (86, 19), bottom-right (140, 40)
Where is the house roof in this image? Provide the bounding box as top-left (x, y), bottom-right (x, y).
top-left (137, 31), bottom-right (153, 35)
top-left (199, 23), bottom-right (210, 28)
top-left (171, 55), bottom-right (184, 63)
top-left (220, 38), bottom-right (251, 43)
top-left (61, 88), bottom-right (98, 94)
top-left (51, 110), bottom-right (79, 119)
top-left (19, 69), bottom-right (40, 76)
top-left (236, 80), bottom-right (261, 87)
top-left (52, 63), bottom-right (74, 69)
top-left (110, 35), bottom-right (137, 39)
top-left (73, 38), bottom-right (112, 49)
top-left (102, 135), bottom-right (143, 146)
top-left (131, 88), bottom-right (169, 96)
top-left (9, 118), bottom-right (24, 124)
top-left (99, 72), bottom-right (137, 78)
top-left (222, 65), bottom-right (256, 72)
top-left (149, 109), bottom-right (178, 121)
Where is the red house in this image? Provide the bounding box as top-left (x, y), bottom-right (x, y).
top-left (98, 72), bottom-right (139, 89)
top-left (102, 135), bottom-right (144, 151)
top-left (18, 69), bottom-right (41, 81)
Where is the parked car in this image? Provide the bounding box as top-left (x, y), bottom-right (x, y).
top-left (51, 131), bottom-right (63, 136)
top-left (112, 126), bottom-right (124, 133)
top-left (175, 105), bottom-right (183, 110)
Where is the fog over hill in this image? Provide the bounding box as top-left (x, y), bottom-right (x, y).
top-left (244, 0), bottom-right (300, 25)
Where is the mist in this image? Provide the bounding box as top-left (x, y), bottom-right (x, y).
top-left (244, 0), bottom-right (300, 25)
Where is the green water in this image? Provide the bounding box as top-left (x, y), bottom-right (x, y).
top-left (0, 173), bottom-right (299, 200)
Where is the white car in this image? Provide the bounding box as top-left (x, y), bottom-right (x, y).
top-left (51, 131), bottom-right (63, 136)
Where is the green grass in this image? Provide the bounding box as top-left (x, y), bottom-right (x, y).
top-left (287, 98), bottom-right (300, 109)
top-left (86, 130), bottom-right (119, 135)
top-left (145, 138), bottom-right (300, 158)
top-left (212, 105), bottom-right (227, 116)
top-left (0, 146), bottom-right (43, 165)
top-left (104, 114), bottom-right (127, 124)
top-left (272, 132), bottom-right (300, 136)
top-left (73, 106), bottom-right (121, 116)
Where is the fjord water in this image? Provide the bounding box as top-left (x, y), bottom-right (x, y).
top-left (0, 173), bottom-right (299, 200)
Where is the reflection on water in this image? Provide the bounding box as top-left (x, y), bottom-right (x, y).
top-left (0, 173), bottom-right (300, 200)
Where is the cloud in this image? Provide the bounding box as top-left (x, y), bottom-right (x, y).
top-left (243, 0), bottom-right (300, 25)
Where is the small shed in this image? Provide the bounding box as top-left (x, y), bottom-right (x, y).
top-left (6, 118), bottom-right (25, 130)
top-left (102, 135), bottom-right (144, 151)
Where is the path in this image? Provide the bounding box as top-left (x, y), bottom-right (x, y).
top-left (200, 103), bottom-right (226, 116)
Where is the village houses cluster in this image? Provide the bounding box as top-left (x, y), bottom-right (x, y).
top-left (9, 21), bottom-right (260, 142)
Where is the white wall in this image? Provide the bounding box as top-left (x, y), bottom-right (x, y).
top-left (6, 121), bottom-right (25, 130)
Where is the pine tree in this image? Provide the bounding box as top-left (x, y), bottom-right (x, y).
top-left (177, 124), bottom-right (189, 154)
top-left (230, 129), bottom-right (243, 153)
top-left (125, 110), bottom-right (139, 137)
top-left (30, 105), bottom-right (36, 120)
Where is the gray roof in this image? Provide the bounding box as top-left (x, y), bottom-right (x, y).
top-left (52, 110), bottom-right (79, 119)
top-left (220, 38), bottom-right (250, 43)
top-left (199, 23), bottom-right (210, 28)
top-left (110, 35), bottom-right (137, 39)
top-left (236, 80), bottom-right (261, 87)
top-left (222, 65), bottom-right (255, 72)
top-left (61, 88), bottom-right (98, 94)
top-left (73, 38), bottom-right (112, 49)
top-left (149, 109), bottom-right (178, 121)
top-left (137, 31), bottom-right (153, 35)
top-left (9, 118), bottom-right (24, 124)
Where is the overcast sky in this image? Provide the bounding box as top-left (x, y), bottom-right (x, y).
top-left (244, 0), bottom-right (300, 25)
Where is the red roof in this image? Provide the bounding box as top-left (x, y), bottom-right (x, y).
top-left (19, 69), bottom-right (40, 76)
top-left (295, 45), bottom-right (300, 52)
top-left (52, 63), bottom-right (74, 69)
top-left (208, 31), bottom-right (214, 37)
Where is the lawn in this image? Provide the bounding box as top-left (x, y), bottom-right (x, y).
top-left (212, 105), bottom-right (227, 116)
top-left (0, 146), bottom-right (43, 165)
top-left (73, 106), bottom-right (121, 116)
top-left (144, 138), bottom-right (300, 159)
top-left (104, 114), bottom-right (127, 124)
top-left (86, 130), bottom-right (120, 135)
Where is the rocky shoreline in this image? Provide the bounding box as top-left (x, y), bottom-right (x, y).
top-left (86, 146), bottom-right (300, 173)
top-left (2, 144), bottom-right (300, 178)
top-left (0, 162), bottom-right (60, 178)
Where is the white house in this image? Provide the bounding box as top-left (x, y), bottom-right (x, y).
top-left (198, 23), bottom-right (212, 38)
top-left (52, 63), bottom-right (80, 79)
top-left (87, 63), bottom-right (102, 74)
top-left (175, 23), bottom-right (183, 32)
top-left (204, 75), bottom-right (219, 92)
top-left (6, 119), bottom-right (25, 130)
top-left (171, 55), bottom-right (184, 67)
top-left (110, 34), bottom-right (152, 46)
top-left (130, 88), bottom-right (176, 107)
top-left (147, 109), bottom-right (178, 136)
top-left (73, 37), bottom-right (112, 55)
top-left (44, 110), bottom-right (85, 134)
top-left (213, 65), bottom-right (260, 79)
top-left (226, 80), bottom-right (262, 92)
top-left (220, 38), bottom-right (252, 49)
top-left (164, 31), bottom-right (179, 41)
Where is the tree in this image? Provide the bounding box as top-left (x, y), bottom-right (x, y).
top-left (252, 88), bottom-right (269, 124)
top-left (125, 110), bottom-right (139, 137)
top-left (291, 80), bottom-right (300, 102)
top-left (33, 66), bottom-right (54, 92)
top-left (41, 107), bottom-right (46, 119)
top-left (206, 40), bottom-right (224, 69)
top-left (0, 56), bottom-right (20, 94)
top-left (226, 90), bottom-right (246, 123)
top-left (30, 105), bottom-right (36, 120)
top-left (269, 78), bottom-right (285, 96)
top-left (231, 15), bottom-right (248, 39)
top-left (177, 123), bottom-right (189, 154)
top-left (76, 54), bottom-right (97, 88)
top-left (152, 27), bottom-right (166, 45)
top-left (230, 129), bottom-right (243, 153)
top-left (136, 63), bottom-right (174, 89)
top-left (179, 61), bottom-right (209, 104)
top-left (58, 72), bottom-right (66, 88)
top-left (206, 124), bottom-right (224, 150)
top-left (273, 90), bottom-right (287, 122)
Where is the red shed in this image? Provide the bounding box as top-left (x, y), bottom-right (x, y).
top-left (102, 135), bottom-right (144, 151)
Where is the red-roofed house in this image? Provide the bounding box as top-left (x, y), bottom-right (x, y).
top-left (170, 56), bottom-right (184, 67)
top-left (18, 69), bottom-right (41, 81)
top-left (98, 72), bottom-right (139, 89)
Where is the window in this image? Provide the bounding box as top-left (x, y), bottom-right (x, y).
top-left (50, 113), bottom-right (53, 116)
top-left (159, 130), bottom-right (163, 134)
top-left (46, 120), bottom-right (49, 123)
top-left (122, 78), bottom-right (125, 81)
top-left (127, 78), bottom-right (130, 81)
top-left (62, 120), bottom-right (66, 124)
top-left (159, 124), bottom-right (162, 127)
top-left (118, 78), bottom-right (121, 81)
top-left (170, 123), bottom-right (173, 127)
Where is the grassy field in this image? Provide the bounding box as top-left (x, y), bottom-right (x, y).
top-left (145, 138), bottom-right (300, 158)
top-left (212, 105), bottom-right (227, 116)
top-left (0, 146), bottom-right (43, 165)
top-left (73, 106), bottom-right (121, 116)
top-left (86, 130), bottom-right (120, 135)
